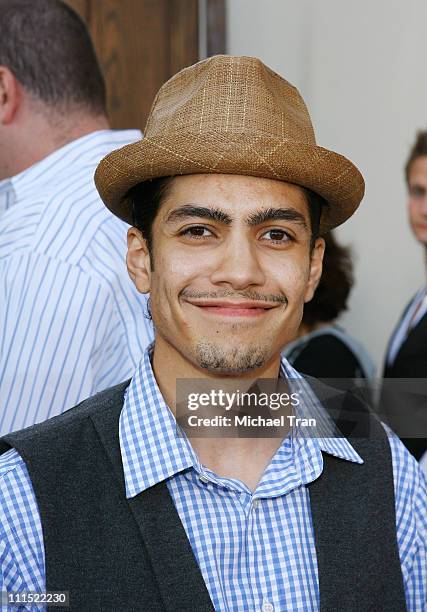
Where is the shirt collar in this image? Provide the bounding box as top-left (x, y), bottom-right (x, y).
top-left (0, 178), bottom-right (14, 215)
top-left (279, 358), bottom-right (364, 465)
top-left (0, 128), bottom-right (142, 210)
top-left (120, 343), bottom-right (200, 498)
top-left (120, 344), bottom-right (363, 499)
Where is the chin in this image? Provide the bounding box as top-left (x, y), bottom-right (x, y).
top-left (415, 233), bottom-right (427, 246)
top-left (411, 223), bottom-right (427, 245)
top-left (193, 340), bottom-right (273, 375)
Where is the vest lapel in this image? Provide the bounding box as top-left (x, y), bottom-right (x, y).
top-left (128, 483), bottom-right (215, 612)
top-left (306, 388), bottom-right (407, 612)
top-left (384, 291), bottom-right (423, 369)
top-left (90, 385), bottom-right (214, 612)
top-left (394, 310), bottom-right (427, 363)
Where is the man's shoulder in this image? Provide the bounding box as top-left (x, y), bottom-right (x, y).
top-left (30, 179), bottom-right (126, 259)
top-left (2, 185), bottom-right (133, 290)
top-left (0, 380), bottom-right (130, 454)
top-left (3, 164), bottom-right (129, 259)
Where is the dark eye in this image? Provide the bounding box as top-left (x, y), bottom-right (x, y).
top-left (180, 226), bottom-right (213, 239)
top-left (410, 186), bottom-right (425, 198)
top-left (261, 229), bottom-right (292, 243)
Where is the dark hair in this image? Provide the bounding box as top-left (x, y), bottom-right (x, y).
top-left (130, 177), bottom-right (324, 254)
top-left (405, 130), bottom-right (427, 184)
top-left (301, 187), bottom-right (324, 247)
top-left (0, 0), bottom-right (106, 115)
top-left (302, 231), bottom-right (353, 327)
top-left (130, 177), bottom-right (173, 257)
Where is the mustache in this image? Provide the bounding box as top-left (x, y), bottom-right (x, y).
top-left (180, 288), bottom-right (288, 305)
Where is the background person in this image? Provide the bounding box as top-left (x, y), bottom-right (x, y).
top-left (380, 130), bottom-right (427, 463)
top-left (283, 231), bottom-right (375, 383)
top-left (0, 0), bottom-right (153, 434)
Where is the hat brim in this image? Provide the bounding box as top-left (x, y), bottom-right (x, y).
top-left (94, 132), bottom-right (364, 234)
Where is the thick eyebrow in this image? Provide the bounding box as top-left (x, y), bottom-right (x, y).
top-left (164, 205), bottom-right (232, 225)
top-left (246, 207), bottom-right (309, 230)
top-left (164, 204), bottom-right (308, 230)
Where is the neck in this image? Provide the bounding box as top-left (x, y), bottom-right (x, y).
top-left (1, 111), bottom-right (109, 179)
top-left (151, 335), bottom-right (289, 491)
top-left (152, 333), bottom-right (283, 412)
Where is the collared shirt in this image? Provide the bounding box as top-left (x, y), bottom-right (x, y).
top-left (0, 130), bottom-right (154, 435)
top-left (387, 286), bottom-right (427, 366)
top-left (0, 345), bottom-right (426, 611)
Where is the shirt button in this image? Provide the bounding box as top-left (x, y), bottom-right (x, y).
top-left (198, 474), bottom-right (209, 483)
top-left (262, 602), bottom-right (274, 612)
top-left (252, 499), bottom-right (261, 509)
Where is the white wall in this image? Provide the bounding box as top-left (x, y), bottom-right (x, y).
top-left (227, 0), bottom-right (427, 370)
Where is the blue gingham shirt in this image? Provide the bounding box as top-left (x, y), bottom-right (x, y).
top-left (0, 345), bottom-right (426, 611)
top-left (0, 130), bottom-right (154, 435)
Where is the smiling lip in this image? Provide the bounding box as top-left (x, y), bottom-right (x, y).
top-left (186, 300), bottom-right (278, 317)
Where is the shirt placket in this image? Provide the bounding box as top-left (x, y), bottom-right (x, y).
top-left (243, 494), bottom-right (278, 612)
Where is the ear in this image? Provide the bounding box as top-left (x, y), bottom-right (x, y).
top-left (304, 237), bottom-right (325, 303)
top-left (0, 66), bottom-right (21, 125)
top-left (127, 227), bottom-right (152, 293)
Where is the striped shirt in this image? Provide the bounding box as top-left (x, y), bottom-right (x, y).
top-left (0, 130), bottom-right (154, 435)
top-left (0, 345), bottom-right (426, 611)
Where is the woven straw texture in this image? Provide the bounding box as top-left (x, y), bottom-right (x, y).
top-left (95, 55), bottom-right (364, 233)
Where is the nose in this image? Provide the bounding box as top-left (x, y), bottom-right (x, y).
top-left (209, 233), bottom-right (266, 289)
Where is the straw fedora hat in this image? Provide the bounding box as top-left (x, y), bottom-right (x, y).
top-left (95, 55), bottom-right (364, 233)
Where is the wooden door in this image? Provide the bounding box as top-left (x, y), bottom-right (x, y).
top-left (65, 0), bottom-right (225, 130)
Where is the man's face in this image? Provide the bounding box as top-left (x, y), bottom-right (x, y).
top-left (408, 155), bottom-right (427, 246)
top-left (128, 173), bottom-right (324, 375)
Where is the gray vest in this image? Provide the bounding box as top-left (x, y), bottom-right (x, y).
top-left (0, 381), bottom-right (406, 611)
